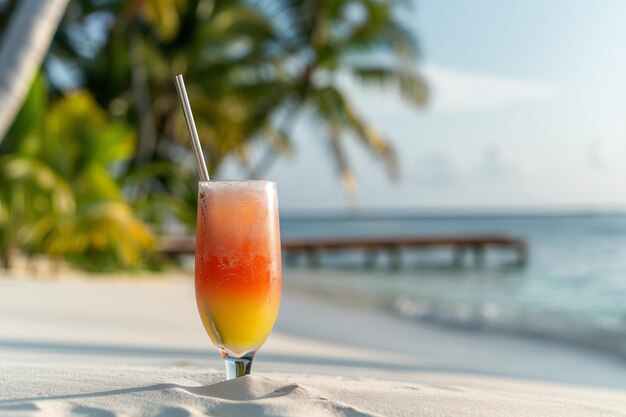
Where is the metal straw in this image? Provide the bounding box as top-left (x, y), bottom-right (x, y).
top-left (173, 74), bottom-right (210, 181)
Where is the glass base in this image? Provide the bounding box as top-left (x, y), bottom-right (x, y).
top-left (223, 352), bottom-right (255, 380)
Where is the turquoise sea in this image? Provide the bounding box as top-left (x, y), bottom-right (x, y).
top-left (281, 212), bottom-right (626, 358)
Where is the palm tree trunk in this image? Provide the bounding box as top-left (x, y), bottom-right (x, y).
top-left (0, 0), bottom-right (69, 143)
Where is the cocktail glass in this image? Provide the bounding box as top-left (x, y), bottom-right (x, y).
top-left (195, 180), bottom-right (282, 380)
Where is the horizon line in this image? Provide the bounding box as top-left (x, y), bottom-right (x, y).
top-left (280, 206), bottom-right (626, 221)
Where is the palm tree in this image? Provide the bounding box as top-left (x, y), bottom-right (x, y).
top-left (249, 0), bottom-right (428, 197)
top-left (49, 0), bottom-right (292, 230)
top-left (0, 0), bottom-right (69, 143)
top-left (49, 0), bottom-right (426, 202)
top-left (1, 0), bottom-right (428, 270)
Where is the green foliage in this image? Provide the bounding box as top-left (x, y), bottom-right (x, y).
top-left (33, 92), bottom-right (154, 270)
top-left (0, 0), bottom-right (428, 270)
top-left (49, 0), bottom-right (427, 196)
top-left (0, 75), bottom-right (154, 270)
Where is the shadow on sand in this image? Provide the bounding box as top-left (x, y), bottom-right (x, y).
top-left (0, 337), bottom-right (427, 373)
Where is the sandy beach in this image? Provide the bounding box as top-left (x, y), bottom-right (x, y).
top-left (3, 0), bottom-right (626, 415)
top-left (1, 272), bottom-right (626, 416)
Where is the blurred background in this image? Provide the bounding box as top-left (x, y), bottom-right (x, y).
top-left (2, 0), bottom-right (626, 361)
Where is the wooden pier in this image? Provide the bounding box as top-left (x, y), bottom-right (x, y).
top-left (160, 234), bottom-right (527, 268)
top-left (282, 235), bottom-right (527, 268)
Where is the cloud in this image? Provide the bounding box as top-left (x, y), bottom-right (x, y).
top-left (342, 63), bottom-right (555, 116)
top-left (421, 64), bottom-right (555, 113)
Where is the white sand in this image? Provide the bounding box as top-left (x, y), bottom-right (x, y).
top-left (1, 274), bottom-right (625, 416)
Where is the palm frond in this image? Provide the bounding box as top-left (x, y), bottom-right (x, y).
top-left (311, 86), bottom-right (398, 178)
top-left (351, 65), bottom-right (428, 106)
top-left (0, 154), bottom-right (75, 213)
top-left (328, 133), bottom-right (358, 200)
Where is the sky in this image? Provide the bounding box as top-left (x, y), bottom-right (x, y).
top-left (222, 0), bottom-right (626, 211)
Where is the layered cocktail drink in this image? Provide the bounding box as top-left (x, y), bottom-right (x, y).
top-left (195, 180), bottom-right (281, 379)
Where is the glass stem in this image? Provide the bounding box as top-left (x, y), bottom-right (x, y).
top-left (223, 352), bottom-right (254, 380)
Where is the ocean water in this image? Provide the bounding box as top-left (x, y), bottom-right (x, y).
top-left (280, 213), bottom-right (626, 357)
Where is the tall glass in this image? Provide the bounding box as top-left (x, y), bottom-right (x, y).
top-left (195, 180), bottom-right (282, 380)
